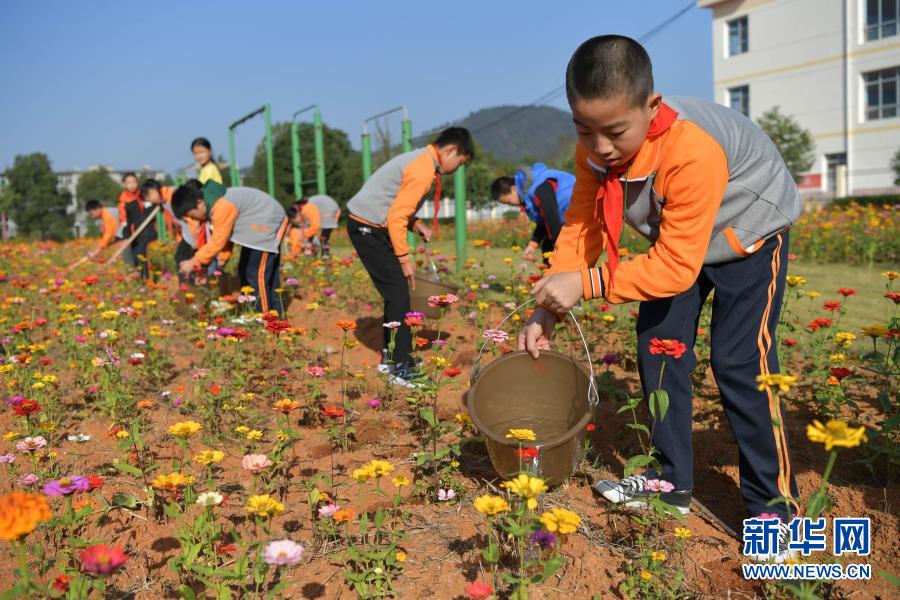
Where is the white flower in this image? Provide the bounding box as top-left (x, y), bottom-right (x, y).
top-left (383, 321), bottom-right (401, 329)
top-left (437, 488), bottom-right (456, 501)
top-left (67, 434), bottom-right (91, 443)
top-left (130, 353), bottom-right (145, 360)
top-left (196, 491), bottom-right (225, 506)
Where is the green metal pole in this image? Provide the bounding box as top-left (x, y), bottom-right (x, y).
top-left (454, 164), bottom-right (467, 272)
top-left (291, 121), bottom-right (302, 199)
top-left (402, 119), bottom-right (412, 153)
top-left (314, 109), bottom-right (327, 195)
top-left (228, 127), bottom-right (239, 187)
top-left (156, 211), bottom-right (167, 242)
top-left (361, 131), bottom-right (372, 181)
top-left (264, 103), bottom-right (275, 197)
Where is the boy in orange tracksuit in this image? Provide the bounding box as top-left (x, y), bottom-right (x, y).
top-left (519, 36), bottom-right (802, 562)
top-left (85, 200), bottom-right (120, 258)
top-left (116, 173), bottom-right (141, 268)
top-left (346, 127), bottom-right (474, 386)
top-left (286, 198), bottom-right (321, 257)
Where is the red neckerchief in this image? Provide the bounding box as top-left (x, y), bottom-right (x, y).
top-left (432, 146), bottom-right (442, 239)
top-left (597, 102), bottom-right (678, 286)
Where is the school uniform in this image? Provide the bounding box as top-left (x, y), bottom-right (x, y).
top-left (515, 163), bottom-right (575, 262)
top-left (124, 198), bottom-right (159, 280)
top-left (346, 144), bottom-right (442, 369)
top-left (95, 208), bottom-right (119, 253)
top-left (549, 97), bottom-right (802, 518)
top-left (117, 189), bottom-right (141, 267)
top-left (309, 194), bottom-right (341, 255)
top-left (191, 181), bottom-right (288, 315)
top-left (199, 163), bottom-right (223, 185)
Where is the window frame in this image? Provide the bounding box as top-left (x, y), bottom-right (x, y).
top-left (726, 15), bottom-right (749, 56)
top-left (863, 66), bottom-right (899, 120)
top-left (728, 85), bottom-right (750, 117)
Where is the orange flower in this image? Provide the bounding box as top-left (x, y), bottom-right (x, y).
top-left (273, 399), bottom-right (301, 414)
top-left (210, 385), bottom-right (222, 395)
top-left (333, 508), bottom-right (356, 523)
top-left (415, 337), bottom-right (429, 348)
top-left (0, 492), bottom-right (53, 541)
top-left (136, 400), bottom-right (154, 410)
top-left (335, 320), bottom-right (357, 332)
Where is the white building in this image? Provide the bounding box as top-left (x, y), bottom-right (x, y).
top-left (699, 0), bottom-right (900, 197)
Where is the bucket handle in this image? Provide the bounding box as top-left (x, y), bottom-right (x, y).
top-left (471, 298), bottom-right (599, 407)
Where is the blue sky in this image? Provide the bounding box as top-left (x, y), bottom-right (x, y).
top-left (0, 1), bottom-right (712, 175)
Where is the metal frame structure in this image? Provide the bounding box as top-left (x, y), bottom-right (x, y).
top-left (227, 104), bottom-right (275, 196)
top-left (291, 105), bottom-right (326, 198)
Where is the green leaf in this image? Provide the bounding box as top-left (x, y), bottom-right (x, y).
top-left (533, 555), bottom-right (565, 582)
top-left (877, 570), bottom-right (900, 587)
top-left (419, 408), bottom-right (438, 428)
top-left (806, 491), bottom-right (832, 520)
top-left (625, 423), bottom-right (650, 436)
top-left (178, 585), bottom-right (198, 600)
top-left (111, 493), bottom-right (141, 509)
top-left (623, 454), bottom-right (655, 476)
top-left (649, 389), bottom-right (669, 422)
top-left (480, 544), bottom-right (499, 564)
top-left (110, 461), bottom-right (144, 477)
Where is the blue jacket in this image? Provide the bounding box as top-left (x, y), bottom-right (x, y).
top-left (514, 163), bottom-right (575, 225)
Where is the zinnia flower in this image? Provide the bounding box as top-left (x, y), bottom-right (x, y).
top-left (473, 495), bottom-right (510, 515)
top-left (674, 527), bottom-right (692, 539)
top-left (196, 491), bottom-right (225, 506)
top-left (481, 329), bottom-right (509, 343)
top-left (332, 508), bottom-right (355, 522)
top-left (806, 420), bottom-right (867, 451)
top-left (245, 494), bottom-right (285, 518)
top-left (152, 472), bottom-right (188, 492)
top-left (80, 544), bottom-right (128, 575)
top-left (644, 479), bottom-right (675, 493)
top-left (539, 507), bottom-right (581, 535)
top-left (427, 294), bottom-right (458, 307)
top-left (318, 503), bottom-right (340, 518)
top-left (273, 399), bottom-right (301, 414)
top-left (500, 473), bottom-right (548, 509)
top-left (0, 491), bottom-right (52, 541)
top-left (242, 454), bottom-right (273, 474)
top-left (465, 581), bottom-right (493, 600)
top-left (648, 338), bottom-right (687, 358)
top-left (194, 450), bottom-right (225, 465)
top-left (530, 529), bottom-right (558, 549)
top-left (335, 319), bottom-right (357, 331)
top-left (756, 373), bottom-right (797, 393)
top-left (15, 436), bottom-right (47, 452)
top-left (43, 476), bottom-right (91, 496)
top-left (168, 420), bottom-right (202, 438)
top-left (321, 405), bottom-right (344, 418)
top-left (505, 428), bottom-right (536, 441)
top-left (263, 539), bottom-right (304, 566)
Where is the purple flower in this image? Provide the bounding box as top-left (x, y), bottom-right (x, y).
top-left (645, 479), bottom-right (674, 493)
top-left (172, 397), bottom-right (185, 409)
top-left (322, 287), bottom-right (336, 297)
top-left (405, 311), bottom-right (425, 320)
top-left (530, 530), bottom-right (558, 550)
top-left (431, 339), bottom-right (447, 346)
top-left (5, 395), bottom-right (25, 406)
top-left (482, 329), bottom-right (509, 343)
top-left (43, 475), bottom-right (91, 496)
top-left (17, 473), bottom-right (40, 486)
top-left (601, 353), bottom-right (619, 365)
top-left (366, 398), bottom-right (382, 409)
top-left (0, 453), bottom-right (15, 464)
top-left (285, 278), bottom-right (299, 286)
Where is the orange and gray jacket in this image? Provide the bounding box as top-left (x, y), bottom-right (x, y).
top-left (97, 207), bottom-right (119, 250)
top-left (194, 185), bottom-right (288, 265)
top-left (309, 194), bottom-right (341, 228)
top-left (346, 145), bottom-right (440, 264)
top-left (549, 96), bottom-right (801, 304)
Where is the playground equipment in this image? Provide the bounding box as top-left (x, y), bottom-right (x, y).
top-left (361, 106), bottom-right (412, 182)
top-left (291, 105), bottom-right (327, 198)
top-left (228, 104), bottom-right (275, 196)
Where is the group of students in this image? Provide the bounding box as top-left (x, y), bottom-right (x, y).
top-left (85, 35), bottom-right (806, 554)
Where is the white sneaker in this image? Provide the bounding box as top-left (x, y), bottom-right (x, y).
top-left (593, 475), bottom-right (692, 515)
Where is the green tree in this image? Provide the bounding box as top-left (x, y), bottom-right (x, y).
top-left (756, 106), bottom-right (816, 183)
top-left (5, 153), bottom-right (74, 240)
top-left (245, 121), bottom-right (361, 207)
top-left (891, 147), bottom-right (900, 186)
top-left (75, 167), bottom-right (120, 208)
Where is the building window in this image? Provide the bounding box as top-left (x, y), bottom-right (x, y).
top-left (864, 66), bottom-right (899, 119)
top-left (728, 85), bottom-right (750, 117)
top-left (866, 0), bottom-right (899, 41)
top-left (727, 16), bottom-right (749, 55)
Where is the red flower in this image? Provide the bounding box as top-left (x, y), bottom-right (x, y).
top-left (885, 292), bottom-right (900, 304)
top-left (82, 276), bottom-right (98, 286)
top-left (80, 544), bottom-right (128, 575)
top-left (598, 304), bottom-right (612, 312)
top-left (784, 338), bottom-right (797, 347)
top-left (266, 320), bottom-right (291, 334)
top-left (210, 385), bottom-right (222, 395)
top-left (321, 405), bottom-right (345, 419)
top-left (443, 367), bottom-right (462, 378)
top-left (216, 543), bottom-right (236, 555)
top-left (52, 575), bottom-right (73, 593)
top-left (648, 338), bottom-right (687, 359)
top-left (39, 357), bottom-right (53, 366)
top-left (823, 301), bottom-right (841, 313)
top-left (515, 447), bottom-right (539, 460)
top-left (586, 423), bottom-right (597, 432)
top-left (830, 367), bottom-right (852, 382)
top-left (466, 582), bottom-right (493, 600)
top-left (12, 399), bottom-right (41, 416)
top-left (87, 475), bottom-right (104, 490)
top-left (415, 336), bottom-right (429, 348)
top-left (837, 288), bottom-right (856, 297)
top-left (807, 318), bottom-right (833, 331)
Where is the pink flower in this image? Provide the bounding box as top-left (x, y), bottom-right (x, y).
top-left (80, 544), bottom-right (128, 575)
top-left (481, 329), bottom-right (509, 343)
top-left (263, 540), bottom-right (304, 566)
top-left (242, 454), bottom-right (273, 474)
top-left (466, 581), bottom-right (493, 600)
top-left (15, 436), bottom-right (48, 452)
top-left (366, 398), bottom-right (382, 409)
top-left (757, 512), bottom-right (781, 520)
top-left (318, 503), bottom-right (341, 518)
top-left (306, 365), bottom-right (325, 377)
top-left (438, 488), bottom-right (456, 501)
top-left (17, 473), bottom-right (39, 486)
top-left (427, 294), bottom-right (458, 308)
top-left (644, 479), bottom-right (674, 493)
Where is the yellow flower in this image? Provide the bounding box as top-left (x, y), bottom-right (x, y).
top-left (542, 251), bottom-right (552, 259)
top-left (428, 355), bottom-right (451, 369)
top-left (245, 494), bottom-right (284, 517)
top-left (539, 508), bottom-right (581, 534)
top-left (115, 429), bottom-right (130, 439)
top-left (3, 432), bottom-right (18, 441)
top-left (194, 450), bottom-right (225, 465)
top-left (505, 428), bottom-right (537, 442)
top-left (473, 495), bottom-right (510, 515)
top-left (305, 302), bottom-right (320, 311)
top-left (806, 420), bottom-right (867, 451)
top-left (602, 314), bottom-right (616, 323)
top-left (785, 276), bottom-right (807, 287)
top-left (168, 421), bottom-right (203, 438)
top-left (756, 373), bottom-right (797, 393)
top-left (882, 271), bottom-right (899, 280)
top-left (652, 551), bottom-right (667, 561)
top-left (503, 257), bottom-right (513, 264)
top-left (861, 324), bottom-right (889, 338)
top-left (455, 413), bottom-right (473, 427)
top-left (277, 431), bottom-right (289, 441)
top-left (246, 430), bottom-right (263, 441)
top-left (501, 473), bottom-right (547, 509)
top-left (234, 425), bottom-right (250, 434)
top-left (101, 310), bottom-right (119, 320)
top-left (805, 291), bottom-right (821, 298)
top-left (674, 527), bottom-right (692, 539)
top-left (392, 475), bottom-right (410, 488)
top-left (366, 459), bottom-right (394, 477)
top-left (240, 286), bottom-right (255, 294)
top-left (395, 551), bottom-right (407, 563)
top-left (353, 466), bottom-right (374, 483)
top-left (640, 571), bottom-right (653, 580)
top-left (152, 472), bottom-right (188, 491)
top-left (833, 332), bottom-right (856, 347)
top-left (829, 353), bottom-right (847, 365)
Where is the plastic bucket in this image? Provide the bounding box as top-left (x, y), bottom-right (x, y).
top-left (409, 275), bottom-right (459, 319)
top-left (466, 300), bottom-right (598, 485)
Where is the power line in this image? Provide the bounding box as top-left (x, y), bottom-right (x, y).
top-left (412, 0), bottom-right (697, 143)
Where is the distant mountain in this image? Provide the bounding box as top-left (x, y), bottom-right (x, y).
top-left (446, 105), bottom-right (576, 165)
